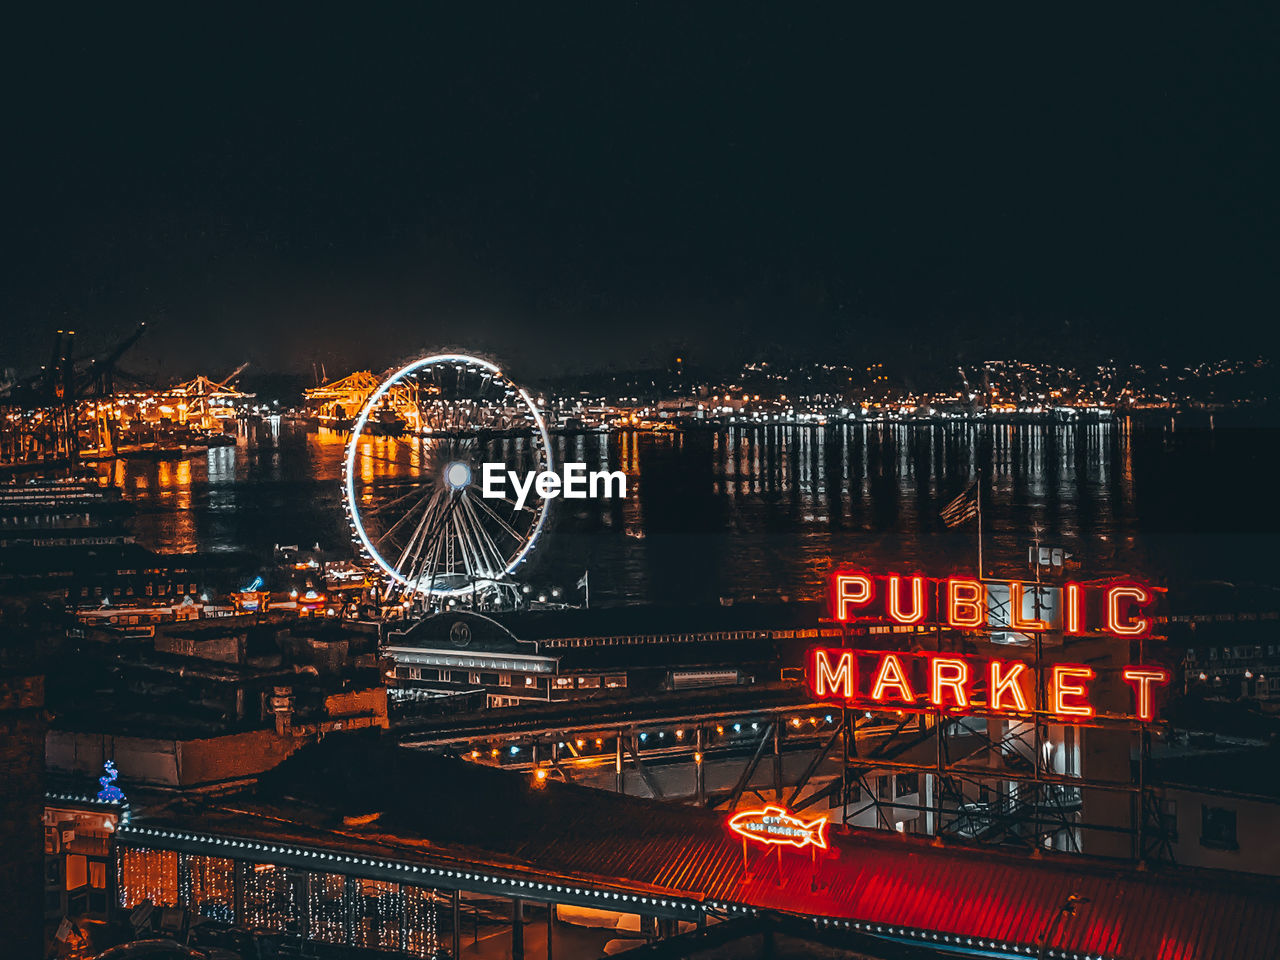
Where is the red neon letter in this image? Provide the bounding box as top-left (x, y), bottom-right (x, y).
top-left (988, 660), bottom-right (1029, 713)
top-left (887, 575), bottom-right (926, 624)
top-left (1122, 667), bottom-right (1170, 722)
top-left (835, 574), bottom-right (873, 621)
top-left (946, 578), bottom-right (985, 629)
top-left (1064, 582), bottom-right (1085, 635)
top-left (871, 654), bottom-right (915, 703)
top-left (1009, 581), bottom-right (1050, 632)
top-left (1051, 665), bottom-right (1095, 718)
top-left (1106, 584), bottom-right (1152, 638)
top-left (930, 657), bottom-right (969, 708)
top-left (811, 649), bottom-right (854, 698)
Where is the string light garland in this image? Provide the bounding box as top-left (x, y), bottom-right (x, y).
top-left (113, 826), bottom-right (1116, 960)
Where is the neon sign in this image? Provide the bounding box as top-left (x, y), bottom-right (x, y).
top-left (728, 805), bottom-right (829, 851)
top-left (807, 648), bottom-right (1170, 723)
top-left (832, 573), bottom-right (1159, 638)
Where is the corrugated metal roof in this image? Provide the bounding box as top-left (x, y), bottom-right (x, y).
top-left (138, 736), bottom-right (1280, 959)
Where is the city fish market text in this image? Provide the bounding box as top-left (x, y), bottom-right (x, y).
top-left (728, 806), bottom-right (830, 851)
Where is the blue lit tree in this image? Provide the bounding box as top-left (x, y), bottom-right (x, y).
top-left (97, 760), bottom-right (126, 803)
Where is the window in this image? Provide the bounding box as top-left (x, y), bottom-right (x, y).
top-left (604, 675), bottom-right (627, 689)
top-left (1159, 799), bottom-right (1178, 841)
top-left (479, 672), bottom-right (499, 685)
top-left (525, 676), bottom-right (538, 687)
top-left (498, 674), bottom-right (512, 687)
top-left (554, 677), bottom-right (574, 688)
top-left (578, 676), bottom-right (601, 689)
top-left (877, 776), bottom-right (893, 801)
top-left (1201, 805), bottom-right (1237, 850)
top-left (895, 773), bottom-right (919, 797)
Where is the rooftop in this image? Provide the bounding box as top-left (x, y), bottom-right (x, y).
top-left (127, 733), bottom-right (1280, 960)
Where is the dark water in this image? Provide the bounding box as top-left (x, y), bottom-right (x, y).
top-left (100, 417), bottom-right (1280, 607)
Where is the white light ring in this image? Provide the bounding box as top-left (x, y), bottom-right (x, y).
top-left (344, 353), bottom-right (553, 596)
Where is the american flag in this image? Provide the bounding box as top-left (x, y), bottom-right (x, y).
top-left (940, 481), bottom-right (979, 527)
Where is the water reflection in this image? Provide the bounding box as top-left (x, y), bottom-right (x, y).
top-left (97, 419), bottom-right (1273, 605)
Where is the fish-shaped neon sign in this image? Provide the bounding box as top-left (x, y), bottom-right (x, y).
top-left (727, 805), bottom-right (829, 850)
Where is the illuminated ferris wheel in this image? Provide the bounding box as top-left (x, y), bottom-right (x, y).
top-left (342, 354), bottom-right (552, 605)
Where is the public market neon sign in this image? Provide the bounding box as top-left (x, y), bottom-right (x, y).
top-left (832, 572), bottom-right (1158, 638)
top-left (814, 572), bottom-right (1171, 722)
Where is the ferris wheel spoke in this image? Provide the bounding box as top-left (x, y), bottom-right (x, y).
top-left (455, 499), bottom-right (496, 581)
top-left (497, 493), bottom-right (540, 514)
top-left (452, 513), bottom-right (480, 581)
top-left (459, 493), bottom-right (508, 578)
top-left (366, 482), bottom-right (436, 518)
top-left (409, 510), bottom-right (449, 596)
top-left (376, 485), bottom-right (439, 550)
top-left (395, 489), bottom-right (447, 578)
top-left (467, 491), bottom-right (525, 549)
top-left (406, 504), bottom-right (455, 593)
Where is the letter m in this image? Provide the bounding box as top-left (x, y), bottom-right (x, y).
top-left (812, 649), bottom-right (854, 698)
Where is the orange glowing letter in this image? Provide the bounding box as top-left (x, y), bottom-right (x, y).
top-left (887, 575), bottom-right (927, 624)
top-left (946, 578), bottom-right (985, 629)
top-left (812, 649), bottom-right (854, 698)
top-left (1106, 584), bottom-right (1152, 638)
top-left (988, 660), bottom-right (1029, 712)
top-left (1122, 667), bottom-right (1169, 722)
top-left (871, 654), bottom-right (916, 703)
top-left (835, 574), bottom-right (873, 621)
top-left (1064, 582), bottom-right (1085, 635)
top-left (1051, 665), bottom-right (1095, 718)
top-left (930, 657), bottom-right (970, 708)
top-left (1009, 581), bottom-right (1050, 632)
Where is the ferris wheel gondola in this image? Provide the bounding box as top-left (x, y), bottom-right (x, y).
top-left (342, 354), bottom-right (552, 606)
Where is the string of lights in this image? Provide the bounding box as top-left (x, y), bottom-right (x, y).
top-left (114, 827), bottom-right (1116, 960)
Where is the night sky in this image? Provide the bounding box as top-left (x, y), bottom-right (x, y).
top-left (4, 8), bottom-right (1277, 380)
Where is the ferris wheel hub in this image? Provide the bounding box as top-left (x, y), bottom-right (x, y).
top-left (444, 460), bottom-right (472, 490)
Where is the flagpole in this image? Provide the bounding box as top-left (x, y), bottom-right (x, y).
top-left (977, 472), bottom-right (984, 578)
